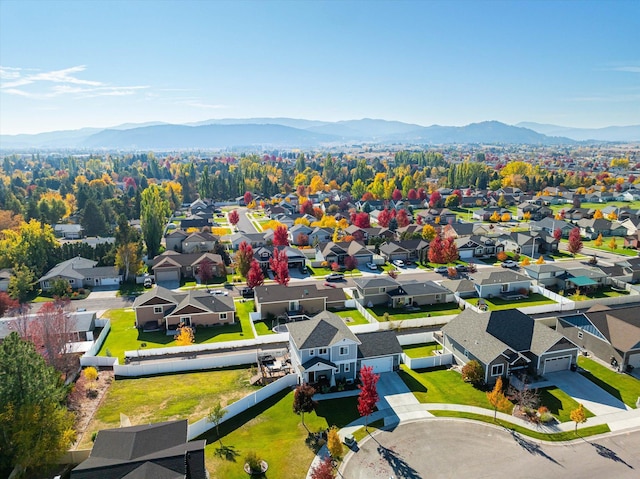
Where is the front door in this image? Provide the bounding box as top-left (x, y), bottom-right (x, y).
top-left (308, 371), bottom-right (315, 383)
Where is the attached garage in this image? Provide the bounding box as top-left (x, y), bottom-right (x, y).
top-left (628, 352), bottom-right (640, 369)
top-left (543, 355), bottom-right (571, 374)
top-left (155, 269), bottom-right (180, 283)
top-left (459, 249), bottom-right (474, 259)
top-left (98, 277), bottom-right (120, 286)
top-left (360, 356), bottom-right (394, 374)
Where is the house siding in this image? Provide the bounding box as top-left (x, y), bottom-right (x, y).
top-left (258, 297), bottom-right (326, 319)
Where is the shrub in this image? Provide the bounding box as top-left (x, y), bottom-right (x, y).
top-left (245, 451), bottom-right (263, 473)
top-left (539, 412), bottom-right (554, 423)
top-left (538, 405), bottom-right (549, 414)
top-left (497, 251), bottom-right (508, 262)
top-left (461, 360), bottom-right (484, 386)
top-left (91, 431), bottom-right (98, 442)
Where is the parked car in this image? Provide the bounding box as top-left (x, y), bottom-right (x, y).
top-left (366, 262), bottom-right (378, 270)
top-left (455, 264), bottom-right (468, 272)
top-left (143, 277), bottom-right (153, 288)
top-left (392, 259), bottom-right (405, 268)
top-left (210, 289), bottom-right (229, 296)
top-left (501, 260), bottom-right (518, 269)
top-left (325, 273), bottom-right (345, 282)
top-left (241, 287), bottom-right (254, 298)
top-left (434, 266), bottom-right (449, 274)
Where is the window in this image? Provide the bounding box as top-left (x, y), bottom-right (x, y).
top-left (154, 306), bottom-right (163, 314)
top-left (379, 287), bottom-right (386, 293)
top-left (578, 331), bottom-right (583, 339)
top-left (319, 348), bottom-right (328, 355)
top-left (339, 346), bottom-right (348, 356)
top-left (501, 283), bottom-right (509, 293)
top-left (220, 312), bottom-right (227, 321)
top-left (69, 279), bottom-right (75, 284)
top-left (309, 349), bottom-right (315, 356)
top-left (491, 364), bottom-right (504, 376)
top-left (343, 363), bottom-right (350, 372)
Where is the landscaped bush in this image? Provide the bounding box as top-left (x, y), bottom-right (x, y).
top-left (497, 251), bottom-right (508, 262)
top-left (461, 360), bottom-right (484, 386)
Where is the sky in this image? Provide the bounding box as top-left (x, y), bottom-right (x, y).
top-left (0, 0), bottom-right (638, 135)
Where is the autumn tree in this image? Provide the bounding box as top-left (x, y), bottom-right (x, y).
top-left (486, 376), bottom-right (512, 419)
top-left (269, 247), bottom-right (290, 285)
top-left (293, 383), bottom-right (317, 431)
top-left (140, 184), bottom-right (170, 259)
top-left (594, 233), bottom-right (603, 247)
top-left (228, 209), bottom-right (240, 226)
top-left (296, 233), bottom-right (309, 246)
top-left (462, 360), bottom-right (484, 386)
top-left (310, 456), bottom-right (335, 479)
top-left (608, 237), bottom-right (617, 250)
top-left (30, 300), bottom-right (76, 376)
top-left (429, 191), bottom-right (443, 208)
top-left (442, 237), bottom-right (459, 263)
top-left (83, 366), bottom-right (99, 393)
top-left (570, 403), bottom-right (587, 433)
top-left (428, 235), bottom-right (445, 264)
top-left (422, 224), bottom-right (437, 241)
top-left (0, 291), bottom-right (19, 318)
top-left (327, 426), bottom-right (343, 459)
top-left (0, 219), bottom-right (59, 278)
top-left (377, 208), bottom-right (392, 228)
top-left (396, 209), bottom-right (410, 227)
top-left (300, 199), bottom-right (314, 215)
top-left (344, 255), bottom-right (358, 271)
top-left (567, 227), bottom-right (583, 256)
top-left (353, 212), bottom-right (371, 228)
top-left (235, 241), bottom-right (254, 277)
top-left (0, 333), bottom-right (75, 475)
top-left (246, 260), bottom-right (265, 289)
top-left (175, 325), bottom-right (195, 346)
top-left (536, 255), bottom-right (546, 264)
top-left (593, 209), bottom-right (604, 219)
top-left (490, 211), bottom-right (500, 222)
top-left (553, 228), bottom-right (562, 242)
top-left (273, 224), bottom-right (289, 246)
top-left (197, 258), bottom-right (215, 286)
top-left (357, 365), bottom-right (380, 431)
top-left (244, 191), bottom-right (253, 206)
top-left (116, 242), bottom-right (143, 282)
top-left (207, 401), bottom-right (228, 445)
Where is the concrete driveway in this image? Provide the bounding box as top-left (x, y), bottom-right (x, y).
top-left (548, 370), bottom-right (630, 415)
top-left (375, 372), bottom-right (427, 424)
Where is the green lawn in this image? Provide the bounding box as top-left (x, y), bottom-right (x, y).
top-left (403, 342), bottom-right (441, 358)
top-left (429, 411), bottom-right (610, 441)
top-left (567, 286), bottom-right (630, 301)
top-left (467, 293), bottom-right (556, 311)
top-left (578, 239), bottom-right (637, 257)
top-left (78, 368), bottom-right (259, 449)
top-left (332, 309), bottom-right (370, 325)
top-left (254, 321), bottom-right (276, 335)
top-left (398, 365), bottom-right (504, 411)
top-left (368, 302), bottom-right (461, 321)
top-left (98, 307), bottom-right (255, 362)
top-left (539, 387), bottom-right (594, 422)
top-left (202, 391), bottom-right (360, 479)
top-left (578, 357), bottom-right (640, 409)
top-left (549, 200), bottom-right (640, 214)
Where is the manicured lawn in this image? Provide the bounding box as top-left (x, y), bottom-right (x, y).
top-left (567, 287), bottom-right (630, 301)
top-left (467, 293), bottom-right (556, 311)
top-left (254, 321), bottom-right (276, 335)
top-left (98, 307), bottom-right (255, 361)
top-left (578, 357), bottom-right (640, 409)
top-left (78, 368), bottom-right (259, 449)
top-left (579, 239), bottom-right (637, 257)
top-left (201, 391), bottom-right (360, 479)
top-left (398, 365), bottom-right (504, 411)
top-left (332, 309), bottom-right (370, 325)
top-left (429, 411), bottom-right (610, 441)
top-left (539, 387), bottom-right (594, 422)
top-left (402, 342), bottom-right (441, 358)
top-left (550, 201), bottom-right (640, 214)
top-left (368, 302), bottom-right (461, 321)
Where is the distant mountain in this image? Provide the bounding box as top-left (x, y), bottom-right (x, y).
top-left (2, 117), bottom-right (624, 150)
top-left (81, 124), bottom-right (340, 149)
top-left (517, 122), bottom-right (640, 142)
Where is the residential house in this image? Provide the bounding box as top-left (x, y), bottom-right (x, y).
top-left (576, 218), bottom-right (627, 239)
top-left (308, 227), bottom-right (334, 246)
top-left (442, 223), bottom-right (490, 239)
top-left (471, 270), bottom-right (532, 299)
top-left (352, 277), bottom-right (452, 307)
top-left (0, 310), bottom-right (98, 346)
top-left (54, 223), bottom-right (84, 239)
top-left (584, 191), bottom-right (614, 203)
top-left (455, 235), bottom-right (503, 260)
top-left (557, 304), bottom-right (640, 371)
top-left (530, 217), bottom-right (575, 237)
top-left (132, 286), bottom-right (235, 330)
top-left (181, 231), bottom-right (218, 253)
top-left (522, 263), bottom-right (565, 288)
top-left (180, 213), bottom-right (212, 230)
top-left (228, 232), bottom-right (268, 250)
top-left (253, 283), bottom-right (345, 319)
top-left (439, 279), bottom-right (477, 299)
top-left (253, 246), bottom-right (306, 272)
top-left (440, 309), bottom-right (579, 385)
top-left (516, 203), bottom-right (552, 221)
top-left (615, 257), bottom-right (640, 283)
top-left (152, 251), bottom-right (225, 284)
top-left (71, 420), bottom-right (207, 479)
top-left (287, 311), bottom-right (402, 386)
top-left (289, 224), bottom-right (313, 245)
top-left (165, 229), bottom-right (189, 252)
top-left (555, 266), bottom-right (608, 292)
top-left (38, 257), bottom-right (122, 290)
top-left (315, 241), bottom-right (373, 266)
top-left (418, 208), bottom-right (457, 225)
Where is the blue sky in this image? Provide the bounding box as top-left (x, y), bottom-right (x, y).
top-left (1, 0), bottom-right (638, 134)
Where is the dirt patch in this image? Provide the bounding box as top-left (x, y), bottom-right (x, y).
top-left (69, 369), bottom-right (114, 448)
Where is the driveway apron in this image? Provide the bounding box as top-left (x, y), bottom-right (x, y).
top-left (547, 370), bottom-right (630, 415)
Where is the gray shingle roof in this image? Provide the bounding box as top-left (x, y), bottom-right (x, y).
top-left (254, 284), bottom-right (345, 303)
top-left (287, 311), bottom-right (360, 350)
top-left (353, 276), bottom-right (399, 290)
top-left (356, 331), bottom-right (402, 359)
top-left (471, 270), bottom-right (530, 285)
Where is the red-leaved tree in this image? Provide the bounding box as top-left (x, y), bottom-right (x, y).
top-left (429, 191), bottom-right (443, 208)
top-left (273, 224), bottom-right (289, 246)
top-left (30, 299), bottom-right (75, 377)
top-left (442, 237), bottom-right (459, 263)
top-left (235, 241), bottom-right (254, 277)
top-left (353, 212), bottom-right (371, 228)
top-left (197, 258), bottom-right (215, 286)
top-left (269, 248), bottom-right (290, 285)
top-left (407, 188), bottom-right (418, 200)
top-left (418, 187), bottom-right (427, 201)
top-left (300, 200), bottom-right (314, 215)
top-left (357, 365), bottom-right (380, 431)
top-left (246, 260), bottom-right (265, 289)
top-left (244, 191), bottom-right (253, 206)
top-left (296, 233), bottom-right (309, 246)
top-left (228, 210), bottom-right (240, 226)
top-left (344, 255), bottom-right (358, 271)
top-left (428, 235), bottom-right (445, 264)
top-left (392, 188), bottom-right (403, 201)
top-left (377, 208), bottom-right (392, 228)
top-left (0, 291), bottom-right (19, 318)
top-left (568, 227), bottom-right (583, 257)
top-left (396, 209), bottom-right (410, 228)
top-left (553, 228), bottom-right (562, 242)
top-left (310, 456), bottom-right (335, 479)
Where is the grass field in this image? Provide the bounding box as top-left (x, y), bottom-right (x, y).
top-left (201, 391), bottom-right (360, 479)
top-left (78, 368), bottom-right (259, 449)
top-left (332, 309), bottom-right (370, 325)
top-left (402, 342), bottom-right (441, 358)
top-left (578, 357), bottom-right (640, 408)
top-left (368, 302), bottom-right (461, 321)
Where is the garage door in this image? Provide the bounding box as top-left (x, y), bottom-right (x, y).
top-left (544, 356), bottom-right (571, 374)
top-left (99, 277), bottom-right (120, 286)
top-left (628, 353), bottom-right (640, 369)
top-left (460, 250), bottom-right (474, 259)
top-left (155, 270), bottom-right (180, 283)
top-left (361, 357), bottom-right (393, 374)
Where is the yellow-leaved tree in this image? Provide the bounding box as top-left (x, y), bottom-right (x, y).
top-left (327, 426), bottom-right (343, 459)
top-left (486, 376), bottom-right (512, 420)
top-left (594, 233), bottom-right (603, 247)
top-left (570, 403), bottom-right (587, 433)
top-left (175, 326), bottom-right (194, 346)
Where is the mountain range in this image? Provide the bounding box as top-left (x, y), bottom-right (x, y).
top-left (1, 118), bottom-right (638, 150)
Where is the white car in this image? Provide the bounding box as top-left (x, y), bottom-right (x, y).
top-left (366, 262), bottom-right (378, 270)
top-left (210, 289), bottom-right (229, 296)
top-left (392, 259), bottom-right (405, 268)
top-left (501, 260), bottom-right (518, 269)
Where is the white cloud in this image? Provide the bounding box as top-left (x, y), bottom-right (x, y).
top-left (180, 100), bottom-right (228, 109)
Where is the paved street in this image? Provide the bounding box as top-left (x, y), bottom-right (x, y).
top-left (235, 207), bottom-right (258, 233)
top-left (341, 420), bottom-right (640, 479)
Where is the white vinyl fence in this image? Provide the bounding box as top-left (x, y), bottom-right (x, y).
top-left (397, 331), bottom-right (435, 346)
top-left (114, 351), bottom-right (258, 377)
top-left (187, 374), bottom-right (298, 440)
top-left (402, 352), bottom-right (453, 370)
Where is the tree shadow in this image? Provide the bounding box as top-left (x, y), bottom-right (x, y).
top-left (214, 444), bottom-right (240, 462)
top-left (507, 429), bottom-right (563, 467)
top-left (588, 441), bottom-right (634, 469)
top-left (397, 369), bottom-right (428, 393)
top-left (376, 444), bottom-right (422, 479)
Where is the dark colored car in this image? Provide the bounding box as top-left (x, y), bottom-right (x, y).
top-left (241, 288), bottom-right (254, 298)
